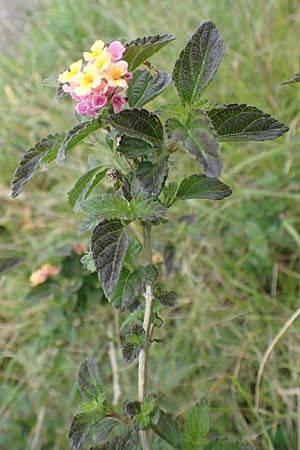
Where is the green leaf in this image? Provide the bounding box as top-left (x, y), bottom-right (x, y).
top-left (124, 33), bottom-right (176, 71)
top-left (173, 21), bottom-right (225, 105)
top-left (110, 265), bottom-right (158, 309)
top-left (128, 69), bottom-right (172, 108)
top-left (57, 118), bottom-right (103, 163)
top-left (207, 103), bottom-right (289, 141)
top-left (107, 428), bottom-right (139, 450)
top-left (176, 174), bottom-right (231, 201)
top-left (155, 289), bottom-right (177, 307)
top-left (152, 409), bottom-right (183, 449)
top-left (204, 438), bottom-right (257, 450)
top-left (116, 135), bottom-right (154, 158)
top-left (166, 110), bottom-right (222, 178)
top-left (0, 256), bottom-right (24, 274)
top-left (68, 165), bottom-right (108, 212)
top-left (91, 220), bottom-right (129, 297)
top-left (124, 238), bottom-right (142, 265)
top-left (77, 358), bottom-right (105, 401)
top-left (134, 160), bottom-right (169, 196)
top-left (162, 182), bottom-right (179, 208)
top-left (109, 109), bottom-right (164, 146)
top-left (91, 417), bottom-right (119, 446)
top-left (83, 194), bottom-right (167, 226)
top-left (123, 400), bottom-right (141, 418)
top-left (11, 132), bottom-right (64, 198)
top-left (134, 394), bottom-right (158, 430)
top-left (81, 252), bottom-right (96, 273)
top-left (281, 72), bottom-right (300, 85)
top-left (122, 322), bottom-right (145, 363)
top-left (182, 399), bottom-right (209, 449)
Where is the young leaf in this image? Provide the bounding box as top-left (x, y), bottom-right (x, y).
top-left (123, 33), bottom-right (176, 71)
top-left (162, 182), bottom-right (179, 208)
top-left (127, 70), bottom-right (172, 108)
top-left (122, 322), bottom-right (145, 363)
top-left (166, 110), bottom-right (222, 178)
top-left (57, 118), bottom-right (103, 163)
top-left (77, 358), bottom-right (105, 401)
top-left (91, 219), bottom-right (129, 297)
top-left (176, 174), bottom-right (231, 201)
top-left (109, 109), bottom-right (164, 146)
top-left (0, 256), bottom-right (24, 274)
top-left (11, 132), bottom-right (65, 198)
top-left (152, 409), bottom-right (183, 449)
top-left (173, 21), bottom-right (225, 105)
top-left (204, 439), bottom-right (257, 450)
top-left (68, 166), bottom-right (108, 212)
top-left (116, 135), bottom-right (154, 158)
top-left (182, 399), bottom-right (209, 449)
top-left (207, 104), bottom-right (289, 141)
top-left (134, 394), bottom-right (158, 430)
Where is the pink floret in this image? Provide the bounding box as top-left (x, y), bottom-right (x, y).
top-left (112, 95), bottom-right (126, 113)
top-left (108, 41), bottom-right (125, 62)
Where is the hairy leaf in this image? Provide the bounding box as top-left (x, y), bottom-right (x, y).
top-left (176, 174), bottom-right (231, 201)
top-left (0, 256), bottom-right (24, 274)
top-left (182, 399), bottom-right (209, 449)
top-left (128, 69), bottom-right (172, 108)
top-left (91, 220), bottom-right (129, 297)
top-left (77, 358), bottom-right (105, 401)
top-left (124, 238), bottom-right (142, 265)
top-left (68, 166), bottom-right (107, 212)
top-left (11, 132), bottom-right (64, 198)
top-left (122, 323), bottom-right (145, 363)
top-left (205, 439), bottom-right (257, 450)
top-left (134, 394), bottom-right (158, 430)
top-left (57, 118), bottom-right (103, 163)
top-left (116, 135), bottom-right (154, 158)
top-left (124, 33), bottom-right (176, 71)
top-left (134, 160), bottom-right (169, 196)
top-left (109, 109), bottom-right (164, 146)
top-left (162, 182), bottom-right (179, 208)
top-left (152, 409), bottom-right (183, 448)
top-left (207, 104), bottom-right (289, 141)
top-left (173, 21), bottom-right (225, 105)
top-left (166, 110), bottom-right (222, 177)
top-left (155, 289), bottom-right (177, 307)
top-left (92, 417), bottom-right (119, 446)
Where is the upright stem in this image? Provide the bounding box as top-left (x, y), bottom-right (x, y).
top-left (138, 223), bottom-right (154, 450)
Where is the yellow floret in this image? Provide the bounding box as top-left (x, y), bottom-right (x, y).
top-left (74, 65), bottom-right (102, 96)
top-left (92, 49), bottom-right (112, 72)
top-left (83, 40), bottom-right (105, 61)
top-left (58, 59), bottom-right (82, 84)
top-left (106, 61), bottom-right (128, 89)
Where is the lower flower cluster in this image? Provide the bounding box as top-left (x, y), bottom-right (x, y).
top-left (58, 40), bottom-right (132, 117)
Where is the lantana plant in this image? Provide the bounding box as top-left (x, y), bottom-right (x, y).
top-left (12, 21), bottom-right (289, 450)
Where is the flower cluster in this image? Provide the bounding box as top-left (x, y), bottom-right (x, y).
top-left (29, 263), bottom-right (60, 287)
top-left (58, 40), bottom-right (132, 117)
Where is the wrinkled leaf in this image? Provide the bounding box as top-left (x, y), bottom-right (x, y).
top-left (116, 135), bottom-right (154, 158)
top-left (134, 394), bottom-right (158, 430)
top-left (152, 409), bottom-right (183, 448)
top-left (134, 160), bottom-right (168, 196)
top-left (124, 33), bottom-right (176, 71)
top-left (176, 174), bottom-right (231, 201)
top-left (207, 103), bottom-right (289, 141)
top-left (166, 110), bottom-right (222, 177)
top-left (109, 109), bottom-right (164, 146)
top-left (128, 69), bottom-right (172, 108)
top-left (182, 399), bottom-right (209, 449)
top-left (124, 238), bottom-right (142, 265)
top-left (155, 289), bottom-right (177, 307)
top-left (57, 118), bottom-right (103, 163)
top-left (68, 165), bottom-right (107, 212)
top-left (173, 21), bottom-right (225, 105)
top-left (91, 220), bottom-right (129, 297)
top-left (77, 358), bottom-right (105, 401)
top-left (11, 133), bottom-right (64, 198)
top-left (122, 322), bottom-right (145, 363)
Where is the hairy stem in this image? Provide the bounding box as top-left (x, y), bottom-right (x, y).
top-left (138, 223), bottom-right (154, 450)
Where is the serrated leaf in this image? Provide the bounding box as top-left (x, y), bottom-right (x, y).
top-left (122, 322), bottom-right (145, 363)
top-left (123, 400), bottom-right (141, 418)
top-left (176, 174), bottom-right (231, 201)
top-left (281, 72), bottom-right (300, 85)
top-left (109, 109), bottom-right (164, 146)
top-left (68, 166), bottom-right (107, 212)
top-left (57, 118), bottom-right (103, 163)
top-left (134, 160), bottom-right (169, 196)
top-left (166, 110), bottom-right (222, 178)
top-left (77, 358), bottom-right (105, 401)
top-left (173, 21), bottom-right (225, 105)
top-left (162, 182), bottom-right (179, 207)
top-left (0, 256), bottom-right (24, 274)
top-left (128, 69), bottom-right (172, 108)
top-left (110, 265), bottom-right (158, 309)
top-left (207, 103), bottom-right (289, 141)
top-left (182, 399), bottom-right (209, 449)
top-left (117, 135), bottom-right (154, 158)
top-left (91, 220), bottom-right (129, 297)
top-left (204, 438), bottom-right (257, 450)
top-left (152, 409), bottom-right (183, 448)
top-left (11, 132), bottom-right (64, 198)
top-left (92, 417), bottom-right (119, 446)
top-left (155, 289), bottom-right (177, 307)
top-left (124, 238), bottom-right (142, 265)
top-left (134, 394), bottom-right (158, 430)
top-left (83, 194), bottom-right (167, 226)
top-left (124, 33), bottom-right (176, 71)
top-left (69, 410), bottom-right (114, 450)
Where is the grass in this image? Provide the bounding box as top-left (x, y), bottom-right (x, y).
top-left (1, 0), bottom-right (300, 448)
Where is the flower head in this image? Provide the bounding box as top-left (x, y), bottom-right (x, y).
top-left (83, 40), bottom-right (105, 61)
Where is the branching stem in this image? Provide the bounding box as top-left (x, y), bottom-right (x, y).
top-left (138, 223), bottom-right (154, 450)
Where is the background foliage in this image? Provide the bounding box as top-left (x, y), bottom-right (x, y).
top-left (1, 0), bottom-right (300, 449)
